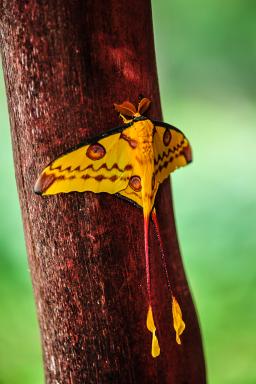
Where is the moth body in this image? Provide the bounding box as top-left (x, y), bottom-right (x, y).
top-left (122, 118), bottom-right (156, 218)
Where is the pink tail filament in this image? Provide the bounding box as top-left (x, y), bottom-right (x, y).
top-left (151, 209), bottom-right (173, 295)
top-left (144, 214), bottom-right (160, 357)
top-left (144, 215), bottom-right (151, 304)
top-left (151, 208), bottom-right (185, 345)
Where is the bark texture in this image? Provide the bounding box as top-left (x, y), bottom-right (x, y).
top-left (0, 1), bottom-right (206, 383)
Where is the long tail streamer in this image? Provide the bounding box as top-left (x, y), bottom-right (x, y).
top-left (144, 215), bottom-right (160, 357)
top-left (151, 208), bottom-right (185, 346)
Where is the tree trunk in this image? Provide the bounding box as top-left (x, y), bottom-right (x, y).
top-left (0, 1), bottom-right (206, 383)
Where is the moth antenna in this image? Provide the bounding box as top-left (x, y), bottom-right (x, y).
top-left (151, 208), bottom-right (185, 345)
top-left (138, 97), bottom-right (151, 114)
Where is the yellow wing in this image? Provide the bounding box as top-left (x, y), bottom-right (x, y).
top-left (34, 127), bottom-right (136, 196)
top-left (117, 183), bottom-right (143, 208)
top-left (153, 122), bottom-right (192, 184)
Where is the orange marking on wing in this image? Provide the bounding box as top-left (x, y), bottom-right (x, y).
top-left (95, 175), bottom-right (105, 181)
top-left (34, 173), bottom-right (77, 194)
top-left (34, 172), bottom-right (56, 194)
top-left (50, 162), bottom-right (133, 174)
top-left (181, 145), bottom-right (192, 163)
top-left (80, 174), bottom-right (127, 182)
top-left (154, 139), bottom-right (185, 166)
top-left (120, 132), bottom-right (138, 148)
top-left (144, 192), bottom-right (156, 200)
top-left (135, 156), bottom-right (143, 166)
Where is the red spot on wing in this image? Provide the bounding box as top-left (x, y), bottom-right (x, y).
top-left (86, 143), bottom-right (106, 160)
top-left (163, 129), bottom-right (172, 146)
top-left (129, 175), bottom-right (142, 191)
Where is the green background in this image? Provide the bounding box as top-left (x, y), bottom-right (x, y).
top-left (0, 1), bottom-right (255, 383)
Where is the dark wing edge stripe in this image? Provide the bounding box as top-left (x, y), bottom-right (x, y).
top-left (152, 120), bottom-right (190, 139)
top-left (38, 121), bottom-right (135, 171)
top-left (115, 193), bottom-right (142, 209)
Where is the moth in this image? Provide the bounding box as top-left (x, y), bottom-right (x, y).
top-left (34, 97), bottom-right (192, 358)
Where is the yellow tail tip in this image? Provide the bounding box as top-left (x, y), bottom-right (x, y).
top-left (147, 306), bottom-right (160, 358)
top-left (172, 296), bottom-right (185, 345)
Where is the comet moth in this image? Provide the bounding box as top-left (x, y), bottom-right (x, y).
top-left (34, 97), bottom-right (192, 358)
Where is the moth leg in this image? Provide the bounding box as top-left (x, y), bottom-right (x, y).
top-left (151, 208), bottom-right (185, 345)
top-left (119, 113), bottom-right (132, 124)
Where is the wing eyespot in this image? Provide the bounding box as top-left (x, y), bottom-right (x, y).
top-left (86, 143), bottom-right (106, 160)
top-left (129, 176), bottom-right (142, 192)
top-left (163, 129), bottom-right (172, 146)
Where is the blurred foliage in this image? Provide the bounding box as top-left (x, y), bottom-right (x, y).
top-left (0, 1), bottom-right (255, 383)
top-left (153, 2), bottom-right (256, 383)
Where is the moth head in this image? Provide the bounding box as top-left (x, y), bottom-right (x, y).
top-left (114, 97), bottom-right (151, 123)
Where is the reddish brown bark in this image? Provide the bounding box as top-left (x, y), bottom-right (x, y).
top-left (0, 1), bottom-right (206, 383)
